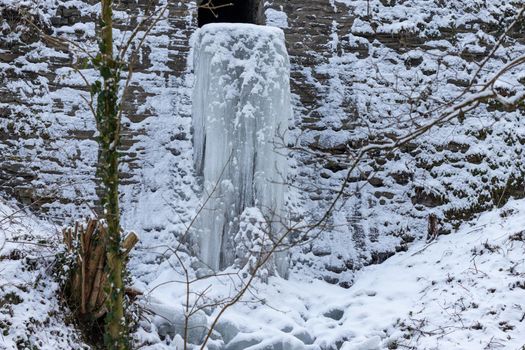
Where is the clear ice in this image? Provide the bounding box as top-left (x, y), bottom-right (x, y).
top-left (191, 23), bottom-right (291, 275)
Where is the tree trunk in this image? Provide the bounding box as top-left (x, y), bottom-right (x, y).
top-left (62, 219), bottom-right (138, 347)
top-left (98, 0), bottom-right (127, 347)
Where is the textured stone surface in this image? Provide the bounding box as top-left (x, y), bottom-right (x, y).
top-left (1, 1), bottom-right (524, 284)
top-left (0, 0), bottom-right (195, 218)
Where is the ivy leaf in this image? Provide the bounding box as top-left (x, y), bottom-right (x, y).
top-left (100, 66), bottom-right (112, 79)
top-left (92, 54), bottom-right (102, 67)
top-left (90, 80), bottom-right (102, 95)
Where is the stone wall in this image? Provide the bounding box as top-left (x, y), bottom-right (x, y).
top-left (265, 0), bottom-right (525, 285)
top-left (0, 0), bottom-right (196, 219)
top-left (1, 0), bottom-right (524, 285)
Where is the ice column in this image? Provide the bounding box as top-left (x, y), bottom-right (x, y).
top-left (192, 23), bottom-right (290, 275)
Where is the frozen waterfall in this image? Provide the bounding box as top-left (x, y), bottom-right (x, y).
top-left (191, 23), bottom-right (291, 275)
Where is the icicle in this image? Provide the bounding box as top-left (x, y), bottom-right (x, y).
top-left (191, 23), bottom-right (291, 275)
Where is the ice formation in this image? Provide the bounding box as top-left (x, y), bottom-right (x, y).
top-left (191, 23), bottom-right (291, 275)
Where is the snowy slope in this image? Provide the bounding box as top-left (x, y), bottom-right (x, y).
top-left (341, 199), bottom-right (525, 349)
top-left (0, 201), bottom-right (86, 349)
top-left (1, 186), bottom-right (524, 350)
top-left (134, 199), bottom-right (525, 349)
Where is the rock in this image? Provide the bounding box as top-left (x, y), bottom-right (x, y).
top-left (281, 325), bottom-right (293, 333)
top-left (293, 329), bottom-right (315, 345)
top-left (324, 160), bottom-right (346, 173)
top-left (50, 16), bottom-right (68, 26)
top-left (411, 187), bottom-right (444, 208)
top-left (324, 308), bottom-right (344, 321)
top-left (370, 251), bottom-right (395, 265)
top-left (446, 141), bottom-right (470, 153)
top-left (323, 275), bottom-right (339, 285)
top-left (61, 7), bottom-right (80, 17)
top-left (339, 281), bottom-right (353, 289)
top-left (325, 262), bottom-right (347, 274)
top-left (389, 171), bottom-right (411, 185)
top-left (368, 177), bottom-right (384, 187)
top-left (312, 245), bottom-right (331, 257)
top-left (149, 302), bottom-right (207, 344)
top-left (405, 55), bottom-right (423, 68)
top-left (373, 191), bottom-right (395, 200)
top-left (215, 319), bottom-right (240, 345)
top-left (225, 336), bottom-right (259, 350)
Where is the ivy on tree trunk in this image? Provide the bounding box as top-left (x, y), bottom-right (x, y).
top-left (91, 0), bottom-right (128, 348)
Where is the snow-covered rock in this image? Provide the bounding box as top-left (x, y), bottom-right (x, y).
top-left (149, 302), bottom-right (207, 344)
top-left (145, 198), bottom-right (525, 349)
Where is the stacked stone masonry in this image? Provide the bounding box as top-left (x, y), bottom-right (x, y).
top-left (1, 0), bottom-right (524, 285)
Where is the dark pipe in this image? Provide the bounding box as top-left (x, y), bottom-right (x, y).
top-left (198, 0), bottom-right (261, 27)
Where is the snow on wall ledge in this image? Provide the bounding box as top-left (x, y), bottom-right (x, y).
top-left (191, 23), bottom-right (291, 273)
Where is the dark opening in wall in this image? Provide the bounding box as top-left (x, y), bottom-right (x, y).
top-left (198, 0), bottom-right (262, 27)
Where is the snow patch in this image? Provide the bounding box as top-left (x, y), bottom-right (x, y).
top-left (265, 8), bottom-right (289, 28)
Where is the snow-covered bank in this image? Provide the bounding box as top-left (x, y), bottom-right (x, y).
top-left (138, 199), bottom-right (525, 349)
top-left (1, 197), bottom-right (524, 349)
top-left (340, 198), bottom-right (525, 349)
top-left (0, 201), bottom-right (86, 349)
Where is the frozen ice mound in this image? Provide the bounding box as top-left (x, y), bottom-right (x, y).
top-left (191, 23), bottom-right (291, 274)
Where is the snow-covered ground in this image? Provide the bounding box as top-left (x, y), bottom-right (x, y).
top-left (0, 201), bottom-right (87, 350)
top-left (20, 196), bottom-right (525, 350)
top-left (1, 201), bottom-right (524, 349)
top-left (1, 1), bottom-right (525, 349)
top-left (133, 198), bottom-right (525, 349)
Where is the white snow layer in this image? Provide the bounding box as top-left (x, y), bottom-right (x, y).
top-left (0, 200), bottom-right (87, 349)
top-left (265, 8), bottom-right (289, 29)
top-left (191, 23), bottom-right (291, 274)
top-left (141, 198), bottom-right (525, 349)
top-left (2, 198), bottom-right (525, 349)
